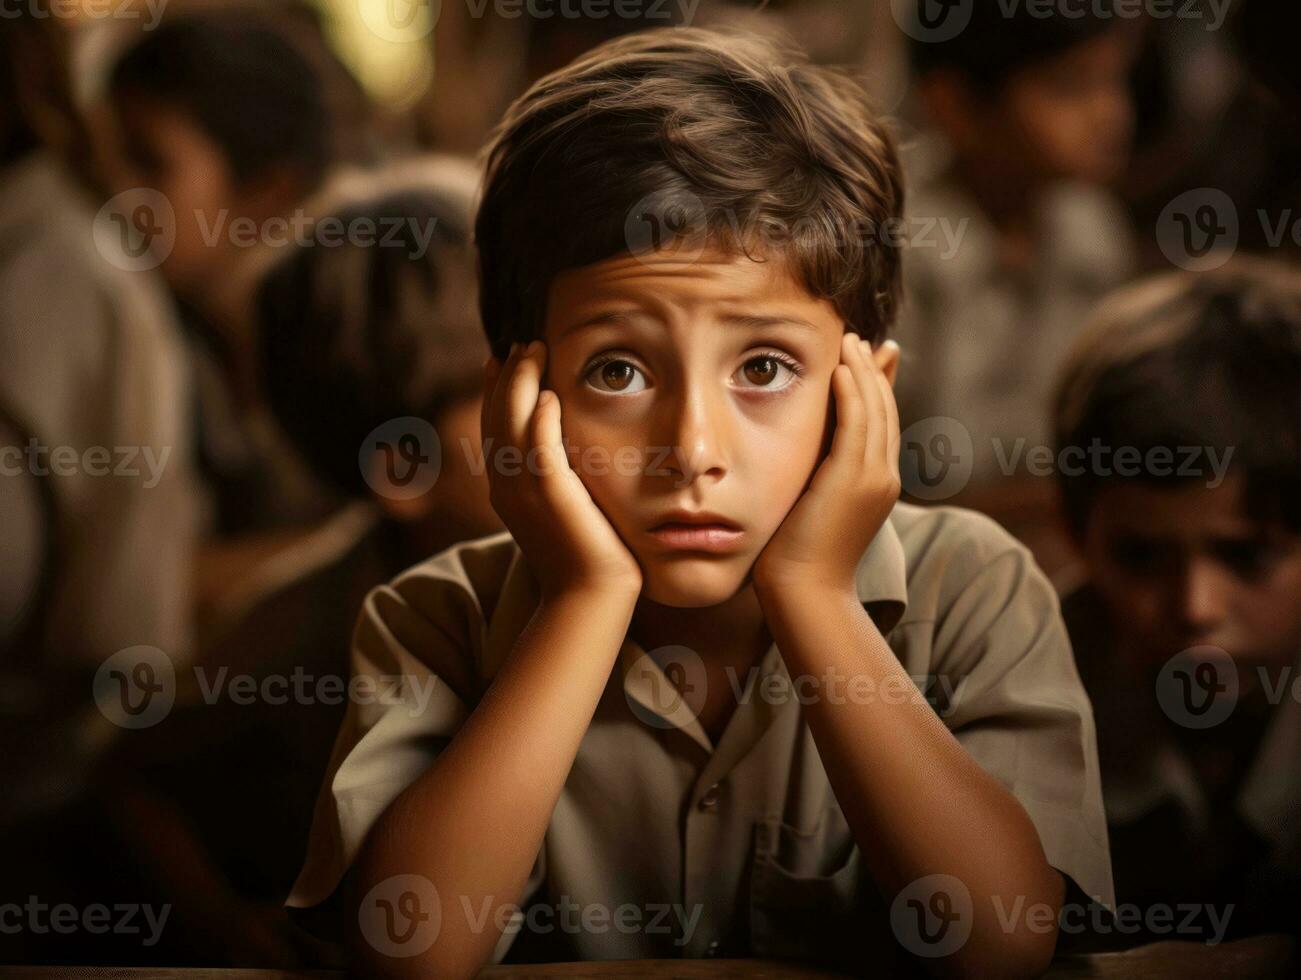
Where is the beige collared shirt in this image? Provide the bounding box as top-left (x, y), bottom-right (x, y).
top-left (289, 502), bottom-right (1113, 969)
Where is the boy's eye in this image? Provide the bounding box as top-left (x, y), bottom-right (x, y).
top-left (734, 353), bottom-right (799, 391)
top-left (1109, 536), bottom-right (1170, 574)
top-left (584, 357), bottom-right (647, 394)
top-left (1212, 539), bottom-right (1277, 581)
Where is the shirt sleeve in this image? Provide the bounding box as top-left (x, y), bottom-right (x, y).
top-left (926, 516), bottom-right (1116, 912)
top-left (286, 537), bottom-right (548, 958)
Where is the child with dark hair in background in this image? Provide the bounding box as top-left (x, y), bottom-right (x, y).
top-left (100, 160), bottom-right (501, 969)
top-left (256, 158), bottom-right (502, 559)
top-left (104, 11), bottom-right (343, 541)
top-left (895, 0), bottom-right (1140, 553)
top-left (1054, 260), bottom-right (1301, 950)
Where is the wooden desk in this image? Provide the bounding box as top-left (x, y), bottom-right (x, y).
top-left (5, 935), bottom-right (1295, 979)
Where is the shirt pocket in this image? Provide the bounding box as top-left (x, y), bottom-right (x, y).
top-left (748, 808), bottom-right (866, 964)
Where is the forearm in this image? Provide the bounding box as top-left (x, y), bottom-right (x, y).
top-left (351, 585), bottom-right (637, 979)
top-left (756, 584), bottom-right (1062, 978)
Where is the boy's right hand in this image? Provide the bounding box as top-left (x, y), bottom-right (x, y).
top-left (482, 340), bottom-right (643, 602)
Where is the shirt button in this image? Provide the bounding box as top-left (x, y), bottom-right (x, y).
top-left (705, 939), bottom-right (721, 957)
top-left (698, 783), bottom-right (721, 810)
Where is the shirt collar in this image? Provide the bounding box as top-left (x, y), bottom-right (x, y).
top-left (484, 510), bottom-right (911, 758)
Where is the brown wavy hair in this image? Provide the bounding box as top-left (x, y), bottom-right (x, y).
top-left (474, 26), bottom-right (905, 358)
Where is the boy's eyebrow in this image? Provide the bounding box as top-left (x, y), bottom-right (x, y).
top-left (718, 313), bottom-right (821, 332)
top-left (558, 310), bottom-right (821, 341)
top-left (557, 310), bottom-right (636, 341)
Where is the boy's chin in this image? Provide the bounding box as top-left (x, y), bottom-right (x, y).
top-left (639, 557), bottom-right (751, 608)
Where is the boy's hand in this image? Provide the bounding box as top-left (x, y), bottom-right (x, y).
top-left (482, 340), bottom-right (643, 602)
top-left (753, 333), bottom-right (901, 597)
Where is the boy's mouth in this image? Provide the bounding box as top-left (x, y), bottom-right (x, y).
top-left (646, 511), bottom-right (744, 553)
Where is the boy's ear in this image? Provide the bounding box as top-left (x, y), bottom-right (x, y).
top-left (873, 340), bottom-right (900, 388)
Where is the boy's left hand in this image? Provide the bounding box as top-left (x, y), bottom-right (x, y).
top-left (753, 333), bottom-right (901, 598)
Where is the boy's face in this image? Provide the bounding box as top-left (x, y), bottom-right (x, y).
top-left (938, 29), bottom-right (1136, 187)
top-left (543, 248), bottom-right (846, 607)
top-left (998, 29), bottom-right (1136, 185)
top-left (106, 94), bottom-right (238, 294)
top-left (1080, 476), bottom-right (1301, 680)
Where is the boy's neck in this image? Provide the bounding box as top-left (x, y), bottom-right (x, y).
top-left (630, 582), bottom-right (773, 672)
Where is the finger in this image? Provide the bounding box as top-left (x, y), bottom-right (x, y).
top-left (875, 342), bottom-right (902, 472)
top-left (850, 336), bottom-right (888, 462)
top-left (826, 358), bottom-right (866, 475)
top-left (486, 341), bottom-right (522, 446)
top-left (874, 368), bottom-right (901, 477)
top-left (530, 388), bottom-right (569, 483)
top-left (505, 341), bottom-right (546, 449)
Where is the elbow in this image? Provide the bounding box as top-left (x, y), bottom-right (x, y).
top-left (347, 940), bottom-right (486, 980)
top-left (995, 926), bottom-right (1058, 980)
top-left (941, 923), bottom-right (1059, 980)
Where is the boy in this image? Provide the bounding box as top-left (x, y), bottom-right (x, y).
top-left (1053, 260), bottom-right (1301, 946)
top-left (75, 164), bottom-right (504, 969)
top-left (894, 2), bottom-right (1138, 508)
top-left (105, 12), bottom-right (340, 536)
top-left (257, 159), bottom-right (501, 565)
top-left (290, 28), bottom-right (1113, 978)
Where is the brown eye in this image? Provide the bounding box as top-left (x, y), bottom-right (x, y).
top-left (602, 362), bottom-right (634, 390)
top-left (743, 357), bottom-right (779, 386)
top-left (585, 358), bottom-right (647, 394)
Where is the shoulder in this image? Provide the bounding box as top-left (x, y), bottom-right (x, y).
top-left (892, 501), bottom-right (1036, 584)
top-left (889, 502), bottom-right (1061, 645)
top-left (0, 159), bottom-right (184, 426)
top-left (379, 530), bottom-right (520, 621)
top-left (357, 531), bottom-right (518, 650)
top-left (345, 531), bottom-right (524, 705)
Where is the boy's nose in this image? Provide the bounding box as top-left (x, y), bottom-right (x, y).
top-left (1177, 557), bottom-right (1231, 638)
top-left (658, 390), bottom-right (729, 486)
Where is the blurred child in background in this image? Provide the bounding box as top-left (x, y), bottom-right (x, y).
top-left (1054, 259), bottom-right (1301, 947)
top-left (895, 1), bottom-right (1140, 553)
top-left (95, 159), bottom-right (500, 969)
top-left (0, 9), bottom-right (200, 966)
top-left (104, 11), bottom-right (342, 540)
